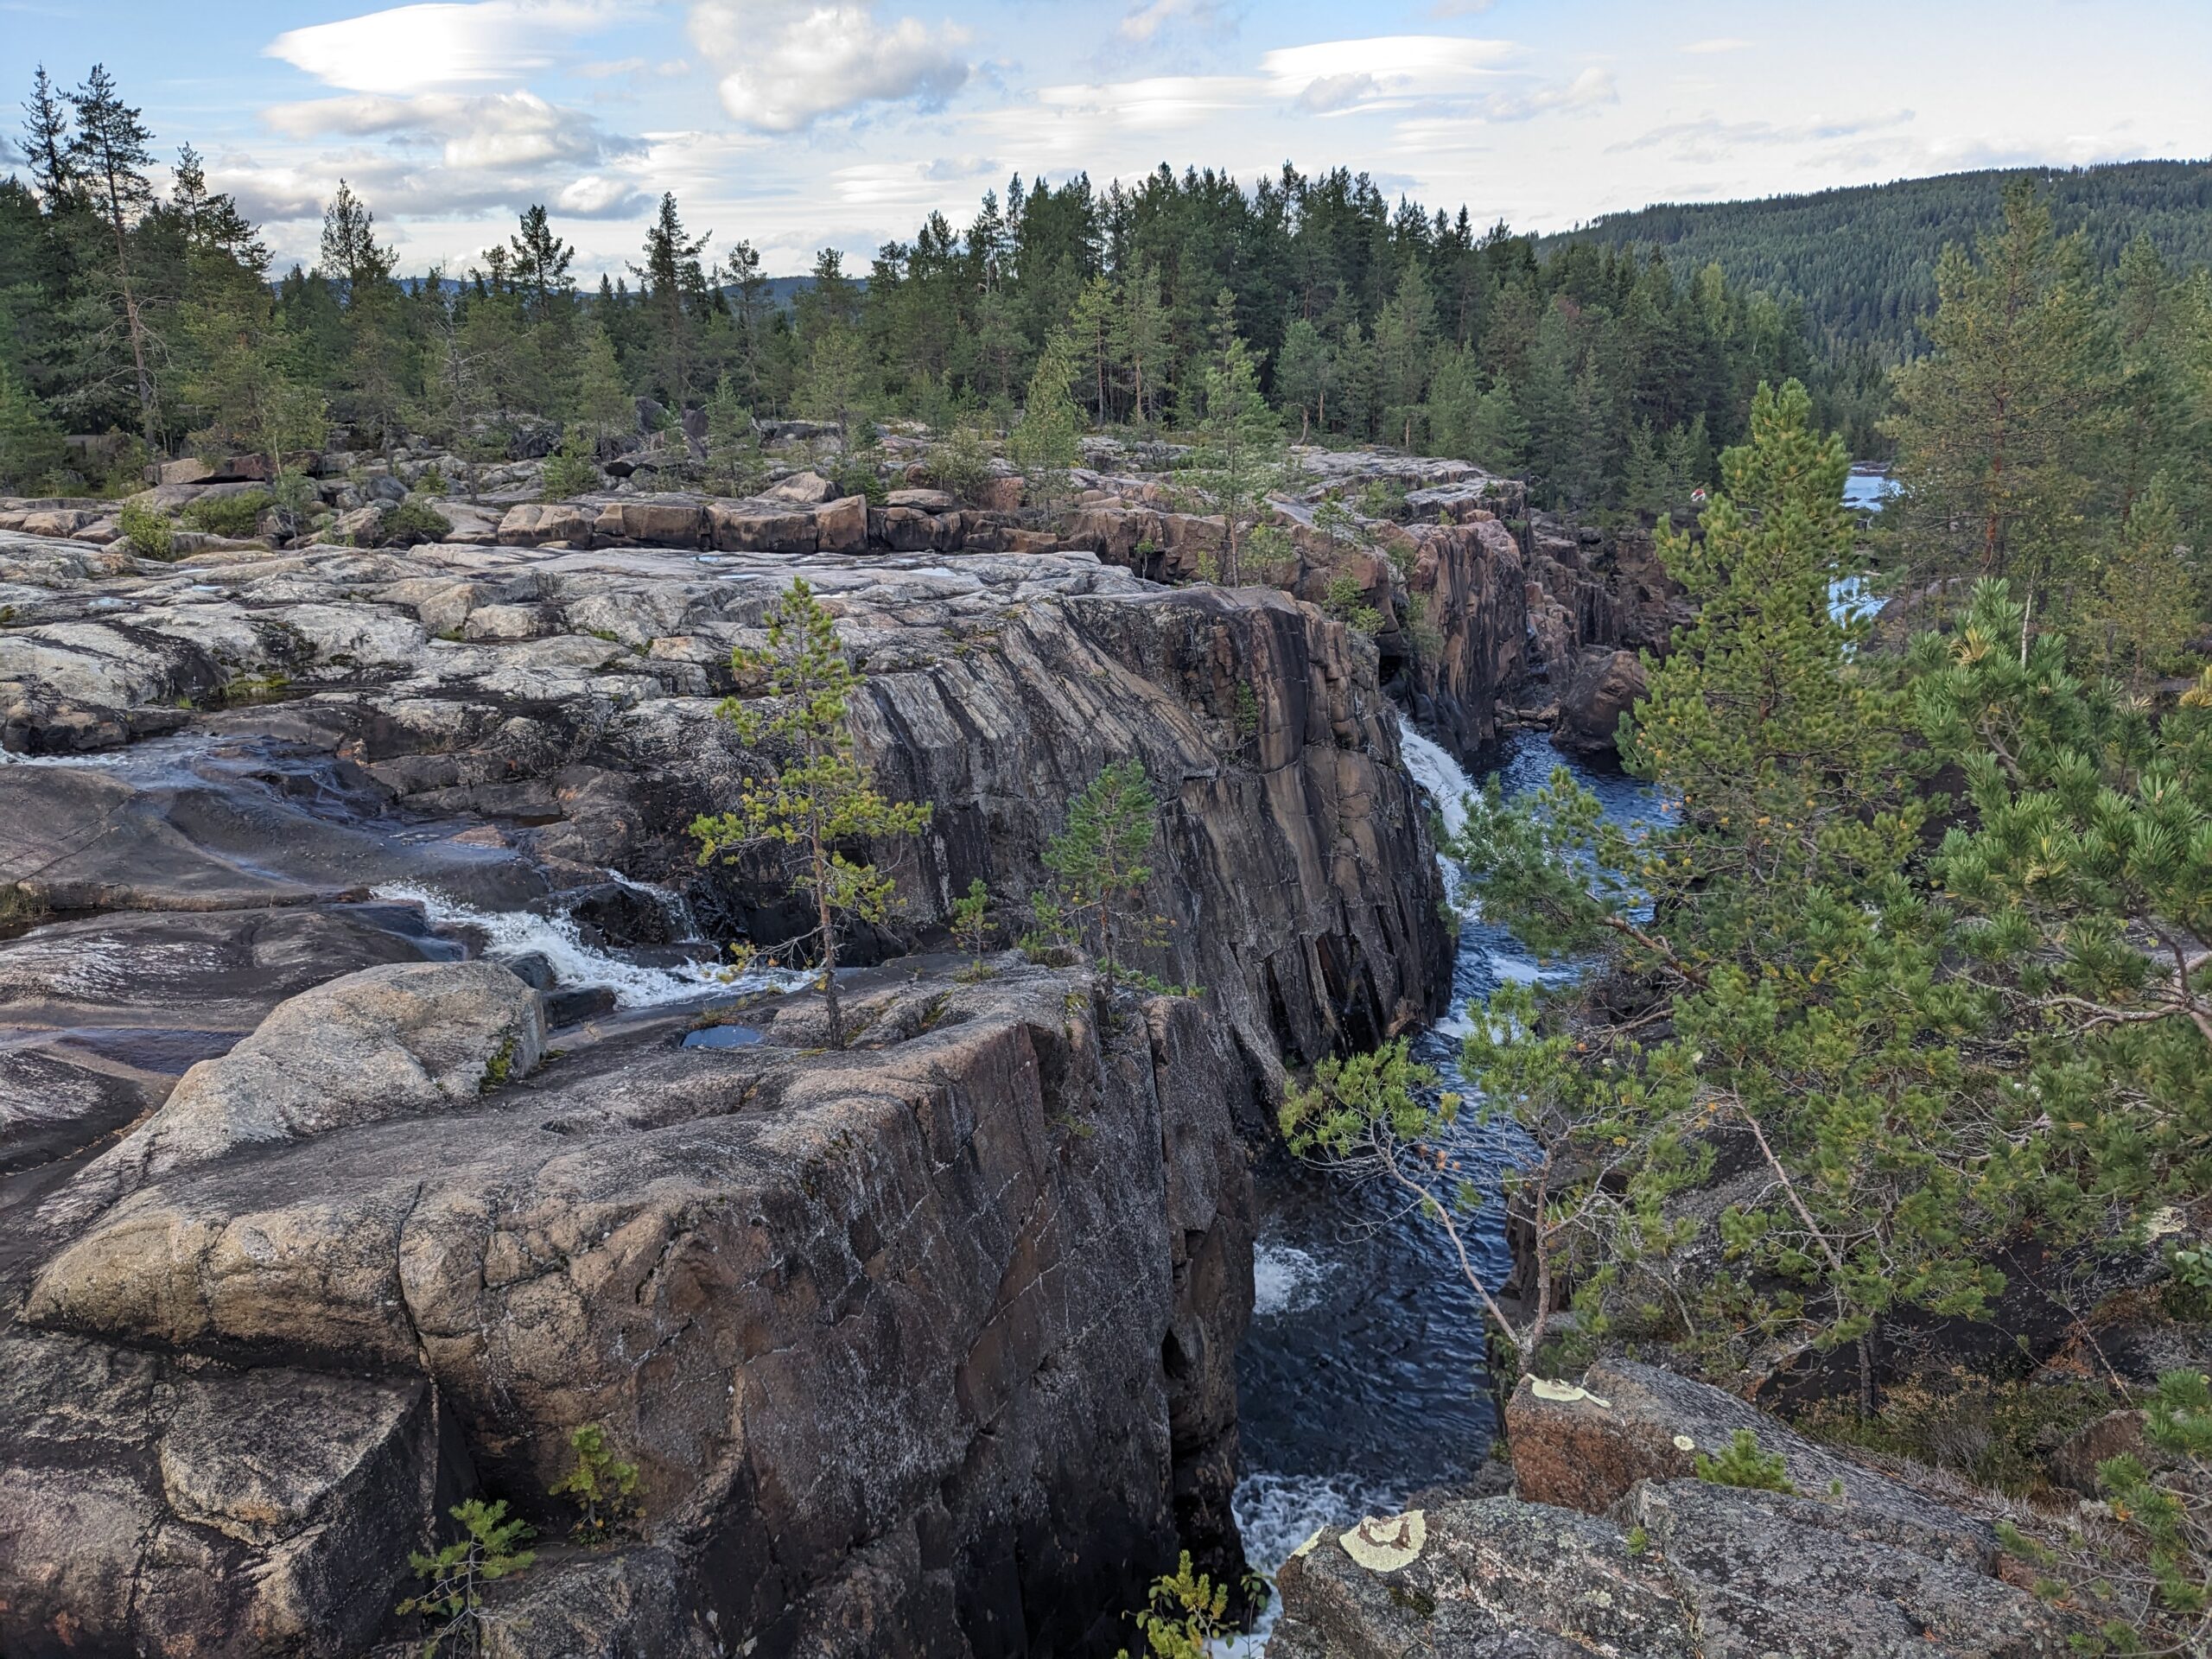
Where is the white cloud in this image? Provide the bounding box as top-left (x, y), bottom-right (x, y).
top-left (1428, 0), bottom-right (1497, 14)
top-left (1118, 0), bottom-right (1233, 44)
top-left (687, 1), bottom-right (971, 132)
top-left (1259, 35), bottom-right (1516, 105)
top-left (1295, 73), bottom-right (1382, 115)
top-left (1680, 37), bottom-right (1751, 54)
top-left (265, 1), bottom-right (638, 94)
top-left (264, 90), bottom-right (640, 170)
top-left (555, 173), bottom-right (652, 217)
top-left (1483, 65), bottom-right (1618, 122)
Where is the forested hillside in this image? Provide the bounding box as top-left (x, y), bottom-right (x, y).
top-left (1549, 158), bottom-right (2212, 357)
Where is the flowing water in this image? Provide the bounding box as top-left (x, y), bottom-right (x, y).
top-left (1229, 724), bottom-right (1656, 1646)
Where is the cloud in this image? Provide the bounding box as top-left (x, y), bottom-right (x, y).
top-left (687, 1), bottom-right (971, 132)
top-left (1680, 37), bottom-right (1751, 54)
top-left (264, 0), bottom-right (637, 94)
top-left (1610, 109), bottom-right (1916, 157)
top-left (1482, 66), bottom-right (1618, 122)
top-left (1260, 35), bottom-right (1516, 107)
top-left (1428, 0), bottom-right (1496, 14)
top-left (555, 173), bottom-right (652, 217)
top-left (921, 155), bottom-right (1002, 181)
top-left (263, 90), bottom-right (642, 171)
top-left (1118, 0), bottom-right (1233, 44)
top-left (1295, 73), bottom-right (1381, 115)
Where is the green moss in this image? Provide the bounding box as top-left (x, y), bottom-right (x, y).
top-left (1796, 1370), bottom-right (2120, 1498)
top-left (480, 1033), bottom-right (518, 1093)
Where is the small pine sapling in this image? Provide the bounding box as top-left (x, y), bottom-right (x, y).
top-left (397, 1498), bottom-right (536, 1656)
top-left (1694, 1428), bottom-right (1796, 1493)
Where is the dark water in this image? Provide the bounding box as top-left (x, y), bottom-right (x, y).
top-left (1228, 726), bottom-right (1655, 1640)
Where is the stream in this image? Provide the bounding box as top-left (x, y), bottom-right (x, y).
top-left (1229, 723), bottom-right (1656, 1646)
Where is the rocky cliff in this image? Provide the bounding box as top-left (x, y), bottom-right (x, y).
top-left (0, 524), bottom-right (1456, 1656)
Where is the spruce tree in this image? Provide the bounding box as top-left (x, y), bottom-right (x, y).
top-left (66, 66), bottom-right (158, 442)
top-left (1009, 327), bottom-right (1081, 509)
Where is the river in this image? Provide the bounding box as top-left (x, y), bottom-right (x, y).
top-left (1228, 723), bottom-right (1656, 1648)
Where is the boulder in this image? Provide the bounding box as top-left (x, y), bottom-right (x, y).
top-left (709, 503), bottom-right (817, 554)
top-left (328, 505), bottom-right (385, 544)
top-left (1554, 645), bottom-right (1647, 756)
top-left (1273, 1484), bottom-right (2075, 1659)
top-left (870, 505), bottom-right (938, 552)
top-left (498, 502), bottom-right (594, 548)
top-left (46, 960), bottom-right (543, 1221)
top-left (814, 493), bottom-right (869, 555)
top-left (767, 470), bottom-right (836, 505)
top-left (1505, 1359), bottom-right (1995, 1560)
top-left (158, 458), bottom-right (215, 487)
top-left (885, 486), bottom-right (957, 513)
top-left (976, 474), bottom-right (1024, 512)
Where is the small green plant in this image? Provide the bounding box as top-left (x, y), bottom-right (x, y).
top-left (2164, 1244), bottom-right (2212, 1320)
top-left (1695, 1428), bottom-right (1796, 1494)
top-left (926, 423), bottom-right (995, 505)
top-left (1234, 683), bottom-right (1260, 741)
top-left (1323, 573), bottom-right (1383, 635)
top-left (1114, 1551), bottom-right (1263, 1659)
top-left (951, 877), bottom-right (993, 956)
top-left (118, 500), bottom-right (175, 558)
top-left (1625, 1524), bottom-right (1649, 1554)
top-left (478, 1034), bottom-right (518, 1093)
top-left (548, 1424), bottom-right (642, 1541)
top-left (416, 466), bottom-right (450, 494)
top-left (385, 496), bottom-right (454, 544)
top-left (179, 490), bottom-right (271, 538)
top-left (397, 1498), bottom-right (536, 1656)
top-left (540, 432), bottom-right (599, 499)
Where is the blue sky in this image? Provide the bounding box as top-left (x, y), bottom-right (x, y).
top-left (7, 0), bottom-right (2209, 278)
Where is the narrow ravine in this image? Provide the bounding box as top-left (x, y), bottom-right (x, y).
top-left (1228, 721), bottom-right (1656, 1648)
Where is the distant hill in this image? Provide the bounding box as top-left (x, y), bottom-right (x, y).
top-left (759, 274), bottom-right (868, 310)
top-left (1541, 158), bottom-right (2212, 357)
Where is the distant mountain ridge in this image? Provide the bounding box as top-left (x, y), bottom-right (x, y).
top-left (1542, 158), bottom-right (2212, 357)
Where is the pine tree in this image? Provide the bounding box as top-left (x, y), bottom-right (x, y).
top-left (1115, 258), bottom-right (1170, 429)
top-left (1042, 760), bottom-right (1164, 988)
top-left (571, 322), bottom-right (632, 450)
top-left (67, 66), bottom-right (158, 442)
top-left (0, 363), bottom-right (66, 490)
top-left (702, 372), bottom-right (761, 496)
top-left (2089, 472), bottom-right (2195, 687)
top-left (22, 67), bottom-right (74, 208)
top-left (507, 205), bottom-right (575, 322)
top-left (1008, 327), bottom-right (1081, 508)
top-left (1181, 335), bottom-right (1288, 585)
top-left (1887, 180), bottom-right (2105, 622)
top-left (691, 580), bottom-right (933, 1049)
top-left (318, 180), bottom-right (393, 289)
top-left (631, 192), bottom-right (710, 407)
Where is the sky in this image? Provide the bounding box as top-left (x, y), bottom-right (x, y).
top-left (5, 0), bottom-right (2209, 280)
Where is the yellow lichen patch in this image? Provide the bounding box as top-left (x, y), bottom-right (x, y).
top-left (1673, 1433), bottom-right (1695, 1452)
top-left (1340, 1510), bottom-right (1427, 1573)
top-left (1530, 1378), bottom-right (1611, 1408)
top-left (1290, 1528), bottom-right (1325, 1560)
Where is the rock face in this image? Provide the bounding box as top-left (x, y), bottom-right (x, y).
top-left (1271, 1359), bottom-right (2077, 1657)
top-left (0, 523), bottom-right (1454, 1656)
top-left (7, 962), bottom-right (1255, 1658)
top-left (0, 531), bottom-right (1449, 1072)
top-left (1554, 645), bottom-right (1649, 757)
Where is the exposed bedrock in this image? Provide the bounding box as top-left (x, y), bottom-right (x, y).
top-left (1270, 1359), bottom-right (2080, 1657)
top-left (7, 961), bottom-right (1256, 1657)
top-left (0, 532), bottom-right (1451, 1076)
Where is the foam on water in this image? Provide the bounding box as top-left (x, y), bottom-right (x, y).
top-left (602, 868), bottom-right (701, 940)
top-left (1395, 718), bottom-right (1484, 913)
top-left (371, 883), bottom-right (766, 1008)
top-left (1251, 1240), bottom-right (1332, 1319)
top-left (1221, 1471), bottom-right (1405, 1654)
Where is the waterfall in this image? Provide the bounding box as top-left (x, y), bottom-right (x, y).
top-left (370, 882), bottom-right (773, 1009)
top-left (1395, 714), bottom-right (1482, 912)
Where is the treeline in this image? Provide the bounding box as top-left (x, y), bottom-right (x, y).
top-left (1885, 180), bottom-right (2212, 685)
top-left (1551, 158), bottom-right (2212, 360)
top-left (2, 62), bottom-right (1864, 520)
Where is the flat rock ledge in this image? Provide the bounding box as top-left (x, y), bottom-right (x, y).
top-left (1271, 1359), bottom-right (2078, 1658)
top-left (3, 957), bottom-right (1255, 1658)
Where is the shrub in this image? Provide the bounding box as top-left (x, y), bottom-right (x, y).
top-left (549, 1424), bottom-right (641, 1541)
top-left (416, 466), bottom-right (449, 494)
top-left (1695, 1428), bottom-right (1796, 1493)
top-left (540, 446), bottom-right (599, 499)
top-left (951, 877), bottom-right (993, 956)
top-left (384, 497), bottom-right (453, 544)
top-left (1324, 573), bottom-right (1383, 635)
top-left (118, 501), bottom-right (175, 559)
top-left (926, 424), bottom-right (995, 505)
top-left (179, 490), bottom-right (271, 538)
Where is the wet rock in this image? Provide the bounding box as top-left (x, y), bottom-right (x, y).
top-left (1554, 646), bottom-right (1647, 757)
